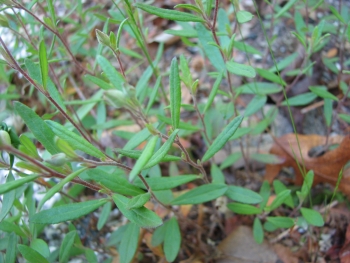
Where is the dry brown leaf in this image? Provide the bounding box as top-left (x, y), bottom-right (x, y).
top-left (265, 134), bottom-right (350, 195)
top-left (273, 244), bottom-right (299, 263)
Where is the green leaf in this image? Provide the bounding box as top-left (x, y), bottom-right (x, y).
top-left (225, 186), bottom-right (262, 204)
top-left (112, 194), bottom-right (162, 228)
top-left (119, 223), bottom-right (140, 263)
top-left (197, 23), bottom-right (225, 72)
top-left (143, 175), bottom-right (199, 191)
top-left (96, 29), bottom-right (110, 46)
top-left (0, 174), bottom-right (39, 195)
top-left (129, 136), bottom-right (158, 181)
top-left (309, 86), bottom-right (338, 101)
top-left (145, 76), bottom-right (161, 114)
top-left (96, 55), bottom-right (124, 89)
top-left (220, 152), bottom-right (242, 169)
top-left (171, 184), bottom-right (228, 205)
top-left (324, 98), bottom-right (333, 127)
top-left (31, 239), bottom-right (50, 259)
top-left (237, 82), bottom-right (281, 95)
top-left (269, 53), bottom-right (298, 72)
top-left (170, 58), bottom-right (181, 129)
top-left (123, 126), bottom-right (152, 150)
top-left (266, 217), bottom-right (294, 228)
top-left (202, 115), bottom-right (243, 162)
top-left (38, 167), bottom-right (88, 210)
top-left (30, 199), bottom-right (107, 224)
top-left (83, 75), bottom-right (113, 90)
top-left (226, 61), bottom-right (256, 78)
top-left (253, 218), bottom-right (264, 244)
top-left (273, 180), bottom-right (294, 208)
top-left (151, 224), bottom-right (166, 246)
top-left (227, 203), bottom-right (262, 215)
top-left (300, 170), bottom-right (314, 200)
top-left (6, 233), bottom-right (17, 263)
top-left (164, 217), bottom-right (181, 262)
top-left (17, 245), bottom-right (49, 263)
top-left (97, 202), bottom-right (112, 230)
top-left (14, 102), bottom-right (60, 154)
top-left (339, 113), bottom-right (350, 123)
top-left (46, 120), bottom-right (104, 158)
top-left (174, 4), bottom-right (203, 14)
top-left (259, 181), bottom-right (270, 209)
top-left (244, 95), bottom-right (267, 117)
top-left (236, 10), bottom-right (254, 23)
top-left (179, 54), bottom-right (192, 87)
top-left (275, 0), bottom-right (298, 19)
top-left (281, 92), bottom-right (317, 106)
top-left (127, 192), bottom-right (151, 209)
top-left (255, 68), bottom-right (286, 85)
top-left (0, 221), bottom-right (27, 237)
top-left (19, 135), bottom-right (40, 159)
top-left (203, 72), bottom-right (223, 114)
top-left (265, 189), bottom-right (291, 212)
top-left (329, 5), bottom-right (345, 24)
top-left (59, 231), bottom-right (76, 263)
top-left (115, 18), bottom-right (129, 49)
top-left (39, 40), bottom-right (48, 91)
top-left (211, 164), bottom-right (225, 184)
top-left (300, 208), bottom-right (324, 227)
top-left (157, 115), bottom-right (200, 131)
top-left (145, 129), bottom-right (179, 169)
top-left (87, 169), bottom-right (144, 196)
top-left (116, 149), bottom-right (180, 162)
top-left (135, 3), bottom-right (205, 22)
top-left (0, 171), bottom-right (16, 221)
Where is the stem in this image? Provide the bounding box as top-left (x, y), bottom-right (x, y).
top-left (12, 1), bottom-right (93, 75)
top-left (2, 146), bottom-right (101, 192)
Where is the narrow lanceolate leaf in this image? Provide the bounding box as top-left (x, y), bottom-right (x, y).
top-left (30, 199), bottom-right (107, 224)
top-left (59, 231), bottom-right (76, 263)
top-left (144, 175), bottom-right (199, 191)
top-left (202, 115), bottom-right (243, 162)
top-left (0, 174), bottom-right (39, 195)
top-left (171, 184), bottom-right (228, 205)
top-left (129, 136), bottom-right (158, 181)
top-left (39, 40), bottom-right (48, 90)
top-left (119, 223), bottom-right (140, 263)
top-left (87, 169), bottom-right (144, 196)
top-left (0, 171), bottom-right (15, 221)
top-left (116, 149), bottom-right (180, 162)
top-left (112, 194), bottom-right (162, 228)
top-left (14, 102), bottom-right (60, 154)
top-left (145, 129), bottom-right (179, 168)
top-left (46, 120), bottom-right (104, 158)
top-left (203, 72), bottom-right (223, 114)
top-left (135, 3), bottom-right (205, 22)
top-left (17, 245), bottom-right (49, 263)
top-left (127, 192), bottom-right (151, 210)
top-left (164, 218), bottom-right (181, 262)
top-left (225, 186), bottom-right (262, 204)
top-left (38, 167), bottom-right (88, 210)
top-left (226, 61), bottom-right (256, 78)
top-left (96, 55), bottom-right (125, 89)
top-left (253, 218), bottom-right (264, 244)
top-left (170, 58), bottom-right (181, 129)
top-left (227, 203), bottom-right (262, 215)
top-left (265, 189), bottom-right (291, 212)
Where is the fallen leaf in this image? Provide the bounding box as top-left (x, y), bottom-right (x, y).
top-left (326, 48), bottom-right (338, 58)
top-left (265, 134), bottom-right (350, 195)
top-left (216, 225), bottom-right (279, 263)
